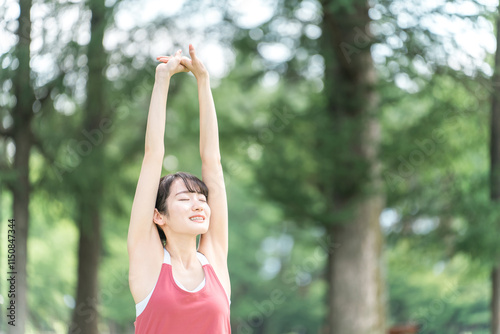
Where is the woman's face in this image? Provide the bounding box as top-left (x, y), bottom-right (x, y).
top-left (163, 178), bottom-right (210, 235)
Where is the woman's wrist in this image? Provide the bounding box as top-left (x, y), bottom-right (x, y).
top-left (154, 75), bottom-right (171, 88)
top-left (155, 65), bottom-right (173, 82)
top-left (196, 73), bottom-right (210, 84)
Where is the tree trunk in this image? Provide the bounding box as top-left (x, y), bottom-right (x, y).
top-left (68, 0), bottom-right (107, 332)
top-left (327, 195), bottom-right (385, 333)
top-left (69, 203), bottom-right (102, 334)
top-left (493, 266), bottom-right (500, 334)
top-left (8, 0), bottom-right (35, 331)
top-left (9, 134), bottom-right (30, 334)
top-left (321, 0), bottom-right (386, 332)
top-left (491, 5), bottom-right (500, 334)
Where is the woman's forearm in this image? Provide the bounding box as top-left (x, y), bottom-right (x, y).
top-left (145, 79), bottom-right (170, 156)
top-left (198, 76), bottom-right (221, 161)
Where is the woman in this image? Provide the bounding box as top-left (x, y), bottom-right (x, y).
top-left (128, 44), bottom-right (231, 333)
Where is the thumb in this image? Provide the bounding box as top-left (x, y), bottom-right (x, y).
top-left (189, 44), bottom-right (196, 60)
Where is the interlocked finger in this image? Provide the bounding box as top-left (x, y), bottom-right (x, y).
top-left (156, 56), bottom-right (172, 63)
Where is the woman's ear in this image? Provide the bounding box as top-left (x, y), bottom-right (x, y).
top-left (153, 208), bottom-right (166, 226)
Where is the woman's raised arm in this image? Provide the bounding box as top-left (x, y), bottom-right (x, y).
top-left (181, 45), bottom-right (229, 262)
top-left (128, 50), bottom-right (188, 250)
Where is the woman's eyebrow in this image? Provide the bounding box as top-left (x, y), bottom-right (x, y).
top-left (175, 191), bottom-right (191, 196)
top-left (175, 190), bottom-right (204, 196)
top-left (175, 190), bottom-right (206, 197)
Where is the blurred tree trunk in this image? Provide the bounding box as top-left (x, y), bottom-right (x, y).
top-left (320, 0), bottom-right (386, 332)
top-left (68, 0), bottom-right (107, 332)
top-left (490, 5), bottom-right (500, 334)
top-left (6, 0), bottom-right (35, 332)
top-left (494, 268), bottom-right (500, 334)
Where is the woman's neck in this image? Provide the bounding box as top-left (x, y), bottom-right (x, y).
top-left (165, 235), bottom-right (199, 269)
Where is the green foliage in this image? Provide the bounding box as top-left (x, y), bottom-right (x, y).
top-left (2, 0), bottom-right (499, 332)
top-left (387, 239), bottom-right (490, 333)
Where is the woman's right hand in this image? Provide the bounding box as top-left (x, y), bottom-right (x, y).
top-left (179, 44), bottom-right (209, 80)
top-left (155, 49), bottom-right (189, 80)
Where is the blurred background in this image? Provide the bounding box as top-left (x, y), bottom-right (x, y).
top-left (1, 0), bottom-right (500, 333)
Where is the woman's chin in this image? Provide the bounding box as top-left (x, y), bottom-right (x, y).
top-left (189, 223), bottom-right (209, 234)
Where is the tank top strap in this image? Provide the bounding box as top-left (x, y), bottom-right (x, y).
top-left (163, 248), bottom-right (206, 266)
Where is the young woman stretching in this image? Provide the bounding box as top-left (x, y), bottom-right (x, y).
top-left (128, 44), bottom-right (231, 333)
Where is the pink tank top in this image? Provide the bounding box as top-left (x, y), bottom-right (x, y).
top-left (134, 248), bottom-right (231, 333)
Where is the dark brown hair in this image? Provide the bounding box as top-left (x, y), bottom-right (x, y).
top-left (155, 172), bottom-right (209, 245)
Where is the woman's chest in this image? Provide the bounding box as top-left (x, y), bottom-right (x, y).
top-left (171, 265), bottom-right (205, 291)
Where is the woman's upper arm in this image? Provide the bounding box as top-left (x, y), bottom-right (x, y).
top-left (127, 152), bottom-right (166, 303)
top-left (198, 158), bottom-right (229, 261)
top-left (127, 152), bottom-right (164, 250)
top-left (197, 158), bottom-right (231, 299)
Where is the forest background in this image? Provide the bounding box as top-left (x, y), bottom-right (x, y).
top-left (1, 0), bottom-right (500, 333)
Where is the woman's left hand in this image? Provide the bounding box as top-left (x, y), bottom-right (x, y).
top-left (156, 49), bottom-right (189, 78)
top-left (179, 44), bottom-right (209, 80)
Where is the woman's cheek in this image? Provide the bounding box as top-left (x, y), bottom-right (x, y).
top-left (172, 202), bottom-right (187, 210)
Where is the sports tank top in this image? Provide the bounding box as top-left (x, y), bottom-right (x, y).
top-left (134, 248), bottom-right (231, 333)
